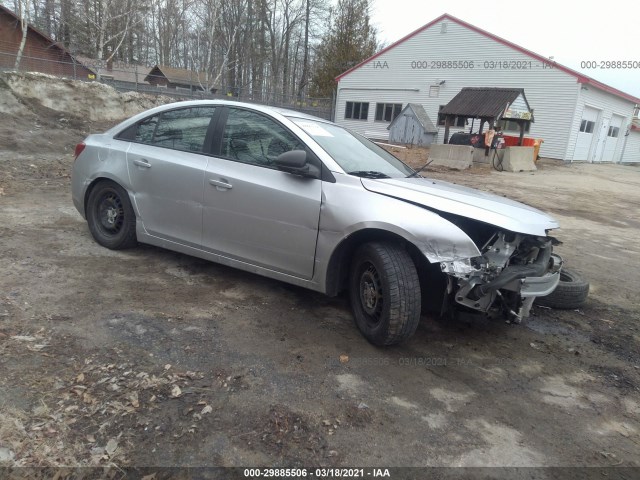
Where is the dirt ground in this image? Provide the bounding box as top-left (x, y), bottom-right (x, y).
top-left (1, 78), bottom-right (639, 472)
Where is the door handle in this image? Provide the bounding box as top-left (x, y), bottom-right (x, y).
top-left (209, 179), bottom-right (233, 190)
top-left (133, 159), bottom-right (151, 168)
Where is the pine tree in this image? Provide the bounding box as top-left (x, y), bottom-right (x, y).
top-left (310, 0), bottom-right (378, 98)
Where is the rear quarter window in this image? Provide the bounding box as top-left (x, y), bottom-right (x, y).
top-left (135, 116), bottom-right (158, 143)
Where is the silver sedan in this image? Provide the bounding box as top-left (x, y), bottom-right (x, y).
top-left (72, 100), bottom-right (561, 345)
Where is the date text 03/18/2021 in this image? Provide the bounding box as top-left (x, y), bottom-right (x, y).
top-left (243, 468), bottom-right (391, 478)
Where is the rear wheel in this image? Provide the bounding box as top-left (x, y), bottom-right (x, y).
top-left (86, 180), bottom-right (137, 250)
top-left (349, 242), bottom-right (421, 346)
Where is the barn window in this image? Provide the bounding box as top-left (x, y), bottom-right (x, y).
top-left (580, 120), bottom-right (595, 133)
top-left (375, 103), bottom-right (402, 122)
top-left (345, 101), bottom-right (369, 120)
top-left (608, 126), bottom-right (619, 137)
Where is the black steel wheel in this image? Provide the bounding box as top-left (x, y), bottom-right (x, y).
top-left (349, 242), bottom-right (421, 346)
top-left (86, 180), bottom-right (137, 250)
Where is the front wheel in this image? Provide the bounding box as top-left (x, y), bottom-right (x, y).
top-left (349, 242), bottom-right (421, 346)
top-left (86, 180), bottom-right (137, 250)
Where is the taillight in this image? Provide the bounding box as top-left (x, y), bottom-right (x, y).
top-left (74, 142), bottom-right (86, 159)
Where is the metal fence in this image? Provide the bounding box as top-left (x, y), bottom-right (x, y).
top-left (1, 51), bottom-right (334, 120)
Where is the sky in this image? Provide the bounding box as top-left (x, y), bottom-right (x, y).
top-left (368, 0), bottom-right (640, 100)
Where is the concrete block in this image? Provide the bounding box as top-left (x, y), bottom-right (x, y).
top-left (473, 147), bottom-right (492, 164)
top-left (501, 147), bottom-right (536, 172)
top-left (428, 144), bottom-right (473, 170)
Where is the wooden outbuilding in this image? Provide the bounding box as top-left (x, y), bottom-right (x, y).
top-left (0, 5), bottom-right (92, 79)
top-left (439, 87), bottom-right (534, 145)
top-left (145, 65), bottom-right (218, 93)
top-left (76, 56), bottom-right (151, 87)
top-left (387, 103), bottom-right (437, 146)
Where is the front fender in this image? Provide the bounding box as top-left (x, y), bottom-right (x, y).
top-left (316, 176), bottom-right (481, 266)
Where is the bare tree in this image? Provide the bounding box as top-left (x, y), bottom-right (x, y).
top-left (13, 0), bottom-right (30, 69)
top-left (80, 0), bottom-right (147, 72)
top-left (5, 0), bottom-right (333, 106)
top-left (296, 0), bottom-right (327, 101)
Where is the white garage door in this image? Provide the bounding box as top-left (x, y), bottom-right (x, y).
top-left (573, 106), bottom-right (599, 161)
top-left (600, 114), bottom-right (624, 162)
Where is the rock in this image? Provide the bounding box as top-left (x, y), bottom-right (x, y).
top-left (0, 447), bottom-right (15, 462)
top-left (105, 438), bottom-right (118, 456)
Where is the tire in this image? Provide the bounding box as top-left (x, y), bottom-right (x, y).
top-left (535, 268), bottom-right (589, 309)
top-left (86, 180), bottom-right (137, 250)
top-left (349, 242), bottom-right (421, 346)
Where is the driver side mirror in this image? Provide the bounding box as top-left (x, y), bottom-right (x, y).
top-left (275, 150), bottom-right (320, 179)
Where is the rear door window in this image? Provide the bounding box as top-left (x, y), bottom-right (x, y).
top-left (125, 107), bottom-right (216, 153)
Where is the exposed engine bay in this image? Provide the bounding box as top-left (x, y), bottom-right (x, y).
top-left (441, 227), bottom-right (563, 322)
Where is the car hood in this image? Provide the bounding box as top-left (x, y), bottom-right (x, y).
top-left (361, 177), bottom-right (559, 236)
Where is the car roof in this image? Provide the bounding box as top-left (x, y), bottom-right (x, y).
top-left (269, 106), bottom-right (329, 122)
top-left (105, 99), bottom-right (332, 135)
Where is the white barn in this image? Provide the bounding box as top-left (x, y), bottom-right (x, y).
top-left (621, 121), bottom-right (640, 163)
top-left (335, 14), bottom-right (640, 163)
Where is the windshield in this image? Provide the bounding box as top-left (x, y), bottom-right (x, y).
top-left (290, 118), bottom-right (414, 178)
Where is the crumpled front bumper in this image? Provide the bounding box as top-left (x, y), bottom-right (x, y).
top-left (503, 253), bottom-right (562, 320)
top-left (503, 253), bottom-right (563, 298)
top-left (446, 249), bottom-right (563, 314)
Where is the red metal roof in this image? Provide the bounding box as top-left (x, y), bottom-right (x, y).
top-left (335, 13), bottom-right (640, 105)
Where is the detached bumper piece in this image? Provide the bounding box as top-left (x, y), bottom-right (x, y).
top-left (445, 233), bottom-right (563, 321)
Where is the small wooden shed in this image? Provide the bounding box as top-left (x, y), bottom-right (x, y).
top-left (145, 65), bottom-right (218, 93)
top-left (387, 103), bottom-right (437, 146)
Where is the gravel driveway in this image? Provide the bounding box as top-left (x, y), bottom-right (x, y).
top-left (1, 111), bottom-right (639, 472)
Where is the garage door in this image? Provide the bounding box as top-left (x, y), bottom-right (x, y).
top-left (573, 106), bottom-right (599, 161)
top-left (599, 114), bottom-right (624, 162)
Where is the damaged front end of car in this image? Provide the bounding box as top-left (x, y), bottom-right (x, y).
top-left (357, 176), bottom-right (564, 324)
top-left (440, 224), bottom-right (563, 322)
